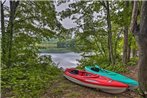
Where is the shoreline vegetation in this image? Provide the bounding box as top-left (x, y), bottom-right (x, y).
top-left (39, 48), bottom-right (74, 53)
top-left (37, 39), bottom-right (81, 53)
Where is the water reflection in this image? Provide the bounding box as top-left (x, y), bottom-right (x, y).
top-left (40, 52), bottom-right (82, 69)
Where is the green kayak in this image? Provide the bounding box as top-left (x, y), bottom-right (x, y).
top-left (85, 65), bottom-right (138, 89)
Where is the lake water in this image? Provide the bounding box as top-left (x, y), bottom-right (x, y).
top-left (40, 52), bottom-right (82, 69)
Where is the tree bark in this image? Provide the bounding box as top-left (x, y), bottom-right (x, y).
top-left (130, 1), bottom-right (139, 35)
top-left (122, 26), bottom-right (128, 65)
top-left (7, 1), bottom-right (19, 67)
top-left (122, 2), bottom-right (129, 65)
top-left (131, 1), bottom-right (147, 97)
top-left (106, 1), bottom-right (114, 65)
top-left (138, 2), bottom-right (147, 97)
top-left (1, 1), bottom-right (6, 65)
top-left (127, 45), bottom-right (131, 62)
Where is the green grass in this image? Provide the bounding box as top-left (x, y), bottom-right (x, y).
top-left (41, 74), bottom-right (139, 98)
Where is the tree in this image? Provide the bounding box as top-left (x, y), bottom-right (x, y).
top-left (1, 0), bottom-right (5, 64)
top-left (1, 1), bottom-right (19, 67)
top-left (131, 1), bottom-right (147, 97)
top-left (110, 1), bottom-right (133, 65)
top-left (99, 1), bottom-right (115, 64)
top-left (122, 1), bottom-right (129, 65)
top-left (1, 1), bottom-right (66, 67)
top-left (1, 1), bottom-right (65, 97)
top-left (105, 1), bottom-right (114, 64)
top-left (7, 1), bottom-right (19, 67)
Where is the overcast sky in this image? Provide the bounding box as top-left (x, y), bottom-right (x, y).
top-left (1, 0), bottom-right (77, 30)
top-left (54, 1), bottom-right (78, 29)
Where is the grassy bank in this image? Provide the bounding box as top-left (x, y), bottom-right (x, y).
top-left (2, 62), bottom-right (139, 98)
top-left (41, 72), bottom-right (139, 98)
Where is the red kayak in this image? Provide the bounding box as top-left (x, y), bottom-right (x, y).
top-left (64, 68), bottom-right (128, 94)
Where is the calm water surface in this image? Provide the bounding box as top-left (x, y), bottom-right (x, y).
top-left (40, 52), bottom-right (82, 69)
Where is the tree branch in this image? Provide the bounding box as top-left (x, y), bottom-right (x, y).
top-left (99, 1), bottom-right (107, 9)
top-left (2, 0), bottom-right (6, 5)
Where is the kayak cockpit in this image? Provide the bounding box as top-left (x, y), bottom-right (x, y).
top-left (69, 69), bottom-right (98, 77)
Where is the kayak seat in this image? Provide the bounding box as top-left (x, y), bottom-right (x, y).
top-left (70, 70), bottom-right (79, 75)
top-left (91, 67), bottom-right (99, 72)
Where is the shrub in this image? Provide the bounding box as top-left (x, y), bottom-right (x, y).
top-left (1, 56), bottom-right (61, 98)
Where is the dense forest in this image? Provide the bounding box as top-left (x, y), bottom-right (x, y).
top-left (1, 0), bottom-right (147, 98)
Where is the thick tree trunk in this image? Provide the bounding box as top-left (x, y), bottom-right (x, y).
top-left (122, 26), bottom-right (128, 65)
top-left (106, 1), bottom-right (114, 65)
top-left (138, 2), bottom-right (147, 97)
top-left (130, 1), bottom-right (139, 35)
top-left (131, 1), bottom-right (147, 97)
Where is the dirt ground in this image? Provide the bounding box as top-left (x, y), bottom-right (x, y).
top-left (41, 66), bottom-right (140, 98)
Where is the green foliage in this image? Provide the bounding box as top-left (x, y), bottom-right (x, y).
top-left (1, 29), bottom-right (61, 98)
top-left (59, 1), bottom-right (139, 73)
top-left (2, 60), bottom-right (61, 98)
top-left (77, 56), bottom-right (127, 73)
top-left (127, 57), bottom-right (139, 66)
top-left (37, 38), bottom-right (79, 53)
top-left (77, 56), bottom-right (109, 69)
top-left (1, 1), bottom-right (64, 97)
top-left (104, 64), bottom-right (127, 73)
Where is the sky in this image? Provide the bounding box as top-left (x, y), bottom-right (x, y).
top-left (54, 1), bottom-right (78, 29)
top-left (1, 0), bottom-right (77, 30)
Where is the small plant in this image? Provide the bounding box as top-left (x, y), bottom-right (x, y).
top-left (127, 57), bottom-right (139, 66)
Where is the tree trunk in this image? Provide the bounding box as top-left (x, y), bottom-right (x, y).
top-left (1, 1), bottom-right (6, 65)
top-left (122, 1), bottom-right (129, 65)
top-left (127, 45), bottom-right (131, 62)
top-left (106, 1), bottom-right (114, 65)
top-left (131, 1), bottom-right (147, 97)
top-left (6, 1), bottom-right (19, 67)
top-left (138, 2), bottom-right (147, 97)
top-left (7, 1), bottom-right (15, 67)
top-left (122, 26), bottom-right (128, 65)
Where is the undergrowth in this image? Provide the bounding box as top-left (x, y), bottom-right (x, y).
top-left (1, 56), bottom-right (61, 98)
top-left (76, 56), bottom-right (138, 73)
